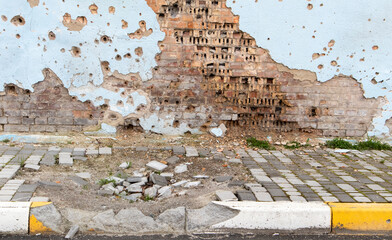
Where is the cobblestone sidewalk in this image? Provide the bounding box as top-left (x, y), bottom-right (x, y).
top-left (1, 144), bottom-right (392, 203)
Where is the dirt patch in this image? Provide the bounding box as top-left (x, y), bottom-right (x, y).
top-left (17, 147), bottom-right (251, 216)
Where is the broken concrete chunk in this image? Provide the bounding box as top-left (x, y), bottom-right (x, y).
top-left (214, 176), bottom-right (233, 182)
top-left (172, 180), bottom-right (188, 188)
top-left (209, 123), bottom-right (227, 138)
top-left (98, 189), bottom-right (114, 196)
top-left (156, 207), bottom-right (185, 232)
top-left (98, 147), bottom-right (112, 155)
top-left (119, 162), bottom-right (131, 169)
top-left (75, 172), bottom-right (91, 179)
top-left (146, 160), bottom-right (168, 172)
top-left (174, 164), bottom-right (188, 174)
top-left (150, 174), bottom-right (168, 186)
top-left (144, 186), bottom-right (158, 198)
top-left (165, 156), bottom-right (180, 165)
top-left (65, 225), bottom-right (79, 239)
top-left (158, 186), bottom-right (172, 198)
top-left (185, 146), bottom-right (199, 157)
top-left (161, 172), bottom-right (174, 179)
top-left (172, 146), bottom-right (185, 155)
top-left (193, 175), bottom-right (209, 179)
top-left (69, 176), bottom-right (88, 187)
top-left (184, 181), bottom-right (201, 188)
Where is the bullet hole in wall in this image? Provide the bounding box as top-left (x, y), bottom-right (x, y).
top-left (115, 54), bottom-right (122, 61)
top-left (124, 53), bottom-right (132, 59)
top-left (318, 64), bottom-right (324, 69)
top-left (135, 47), bottom-right (143, 57)
top-left (328, 40), bottom-right (335, 47)
top-left (100, 35), bottom-right (111, 43)
top-left (11, 15), bottom-right (25, 26)
top-left (307, 4), bottom-right (313, 10)
top-left (1, 15), bottom-right (7, 22)
top-left (89, 4), bottom-right (98, 15)
top-left (109, 6), bottom-right (115, 14)
top-left (330, 60), bottom-right (337, 66)
top-left (15, 34), bottom-right (20, 39)
top-left (372, 45), bottom-right (379, 50)
top-left (48, 31), bottom-right (56, 40)
top-left (312, 53), bottom-right (320, 60)
top-left (71, 46), bottom-right (81, 57)
top-left (121, 20), bottom-right (128, 29)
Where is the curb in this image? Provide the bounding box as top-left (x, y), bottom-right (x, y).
top-left (1, 201), bottom-right (392, 235)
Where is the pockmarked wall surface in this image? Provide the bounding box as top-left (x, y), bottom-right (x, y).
top-left (0, 0), bottom-right (389, 137)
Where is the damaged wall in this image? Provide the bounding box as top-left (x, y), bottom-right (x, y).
top-left (0, 0), bottom-right (389, 137)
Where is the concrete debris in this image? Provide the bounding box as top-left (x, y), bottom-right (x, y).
top-left (146, 160), bottom-right (168, 172)
top-left (174, 164), bottom-right (188, 174)
top-left (209, 123), bottom-right (227, 138)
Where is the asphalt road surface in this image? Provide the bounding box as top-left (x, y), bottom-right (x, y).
top-left (1, 234), bottom-right (392, 240)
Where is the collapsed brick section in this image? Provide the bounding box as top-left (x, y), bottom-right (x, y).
top-left (146, 0), bottom-right (382, 136)
top-left (0, 69), bottom-right (101, 133)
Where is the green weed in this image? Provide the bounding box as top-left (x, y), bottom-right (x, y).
top-left (246, 137), bottom-right (275, 150)
top-left (325, 138), bottom-right (392, 151)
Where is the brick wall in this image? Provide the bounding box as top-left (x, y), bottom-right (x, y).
top-left (0, 69), bottom-right (102, 133)
top-left (0, 0), bottom-right (383, 137)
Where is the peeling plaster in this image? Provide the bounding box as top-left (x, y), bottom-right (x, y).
top-left (0, 0), bottom-right (164, 123)
top-left (227, 0), bottom-right (392, 136)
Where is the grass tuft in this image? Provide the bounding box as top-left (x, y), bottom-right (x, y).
top-left (326, 138), bottom-right (392, 151)
top-left (246, 137), bottom-right (275, 150)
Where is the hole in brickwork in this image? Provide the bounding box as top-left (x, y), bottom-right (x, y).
top-left (173, 120), bottom-right (180, 127)
top-left (156, 0), bottom-right (296, 132)
top-left (309, 107), bottom-right (318, 117)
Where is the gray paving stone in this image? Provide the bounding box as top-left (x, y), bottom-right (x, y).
top-left (69, 176), bottom-right (88, 187)
top-left (365, 194), bottom-right (387, 203)
top-left (236, 190), bottom-right (256, 201)
top-left (17, 184), bottom-right (38, 193)
top-left (147, 161), bottom-right (167, 172)
top-left (173, 146), bottom-right (185, 155)
top-left (214, 176), bottom-right (233, 182)
top-left (99, 147), bottom-right (112, 155)
top-left (150, 174), bottom-right (168, 186)
top-left (11, 192), bottom-right (33, 201)
top-left (126, 177), bottom-right (143, 183)
top-left (165, 156), bottom-right (180, 165)
top-left (354, 196), bottom-right (372, 202)
top-left (185, 146), bottom-right (198, 157)
top-left (216, 190), bottom-right (238, 201)
top-left (253, 192), bottom-right (273, 202)
top-left (228, 180), bottom-right (245, 187)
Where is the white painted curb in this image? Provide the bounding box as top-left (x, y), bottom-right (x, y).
top-left (212, 201), bottom-right (331, 232)
top-left (0, 202), bottom-right (31, 234)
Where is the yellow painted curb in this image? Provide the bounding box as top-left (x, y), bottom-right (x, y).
top-left (29, 202), bottom-right (53, 235)
top-left (328, 203), bottom-right (392, 233)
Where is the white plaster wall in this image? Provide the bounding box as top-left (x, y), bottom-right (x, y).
top-left (227, 0), bottom-right (392, 136)
top-left (0, 0), bottom-right (164, 117)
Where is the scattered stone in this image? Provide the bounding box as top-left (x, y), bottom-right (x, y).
top-left (172, 180), bottom-right (188, 188)
top-left (126, 185), bottom-right (143, 193)
top-left (119, 162), bottom-right (131, 169)
top-left (165, 156), bottom-right (180, 165)
top-left (151, 174), bottom-right (168, 186)
top-left (185, 146), bottom-right (199, 157)
top-left (98, 189), bottom-right (114, 196)
top-left (209, 123), bottom-right (227, 138)
top-left (65, 225), bottom-right (79, 239)
top-left (12, 192), bottom-right (33, 201)
top-left (122, 193), bottom-right (142, 202)
top-left (144, 186), bottom-right (158, 198)
top-left (126, 177), bottom-right (143, 183)
top-left (76, 172), bottom-right (91, 179)
top-left (184, 181), bottom-right (201, 188)
top-left (69, 176), bottom-right (88, 187)
top-left (38, 181), bottom-right (62, 188)
top-left (99, 147), bottom-right (112, 155)
top-left (158, 186), bottom-right (172, 198)
top-left (216, 190), bottom-right (238, 202)
top-left (174, 164), bottom-right (188, 174)
top-left (24, 164), bottom-right (40, 170)
top-left (146, 161), bottom-right (168, 172)
top-left (173, 146), bottom-right (186, 155)
top-left (236, 190), bottom-right (257, 201)
top-left (193, 175), bottom-right (209, 179)
top-left (161, 173), bottom-right (174, 179)
top-left (136, 146), bottom-right (148, 152)
top-left (214, 176), bottom-right (233, 182)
